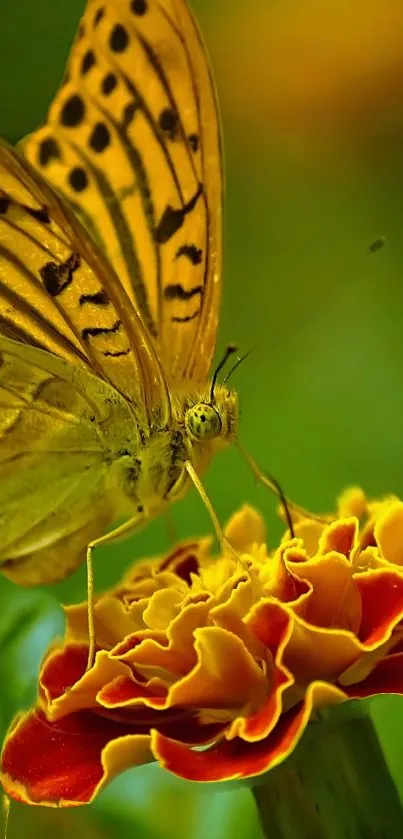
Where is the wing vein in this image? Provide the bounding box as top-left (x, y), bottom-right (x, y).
top-left (136, 27), bottom-right (198, 183)
top-left (103, 53), bottom-right (185, 207)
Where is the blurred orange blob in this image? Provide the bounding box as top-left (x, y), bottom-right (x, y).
top-left (208, 0), bottom-right (403, 155)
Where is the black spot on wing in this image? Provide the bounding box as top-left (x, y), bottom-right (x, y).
top-left (103, 348), bottom-right (131, 357)
top-left (82, 320), bottom-right (122, 342)
top-left (164, 284), bottom-right (203, 301)
top-left (60, 94), bottom-right (85, 127)
top-left (171, 308), bottom-right (201, 324)
top-left (175, 244), bottom-right (202, 265)
top-left (94, 7), bottom-right (105, 27)
top-left (81, 49), bottom-right (96, 75)
top-left (0, 196), bottom-right (10, 214)
top-left (38, 137), bottom-right (61, 167)
top-left (131, 0), bottom-right (147, 14)
top-left (102, 72), bottom-right (117, 95)
top-left (110, 23), bottom-right (129, 52)
top-left (155, 185), bottom-right (203, 244)
top-left (159, 108), bottom-right (178, 140)
top-left (188, 134), bottom-right (199, 153)
top-left (40, 253), bottom-right (81, 297)
top-left (25, 205), bottom-right (50, 224)
top-left (79, 289), bottom-right (110, 306)
top-left (122, 101), bottom-right (138, 129)
top-left (69, 167), bottom-right (88, 193)
top-left (89, 122), bottom-right (111, 153)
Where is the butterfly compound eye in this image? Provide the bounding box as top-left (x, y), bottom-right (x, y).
top-left (185, 403), bottom-right (222, 441)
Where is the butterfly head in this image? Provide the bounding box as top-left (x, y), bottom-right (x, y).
top-left (184, 385), bottom-right (238, 445)
top-left (184, 346), bottom-right (243, 448)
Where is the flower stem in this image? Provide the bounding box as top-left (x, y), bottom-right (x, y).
top-left (252, 713), bottom-right (403, 839)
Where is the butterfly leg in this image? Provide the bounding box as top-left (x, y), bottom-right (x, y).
top-left (184, 461), bottom-right (242, 565)
top-left (236, 442), bottom-right (329, 531)
top-left (2, 794), bottom-right (10, 839)
top-left (85, 509), bottom-right (147, 669)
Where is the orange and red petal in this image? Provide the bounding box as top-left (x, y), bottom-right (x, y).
top-left (0, 704), bottom-right (225, 807)
top-left (168, 626), bottom-right (269, 710)
top-left (318, 517), bottom-right (359, 559)
top-left (375, 502), bottom-right (403, 566)
top-left (98, 674), bottom-right (168, 709)
top-left (356, 570), bottom-right (403, 645)
top-left (40, 645), bottom-right (131, 721)
top-left (0, 708), bottom-right (152, 806)
top-left (152, 682), bottom-right (346, 782)
top-left (286, 552), bottom-right (361, 633)
top-left (246, 599), bottom-right (292, 655)
top-left (249, 598), bottom-right (359, 685)
top-left (41, 643), bottom-right (88, 701)
top-left (112, 600), bottom-right (212, 675)
top-left (344, 652), bottom-right (403, 698)
top-left (228, 661), bottom-right (293, 741)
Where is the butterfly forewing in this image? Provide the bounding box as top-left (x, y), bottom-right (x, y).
top-left (0, 140), bottom-right (169, 418)
top-left (23, 0), bottom-right (223, 384)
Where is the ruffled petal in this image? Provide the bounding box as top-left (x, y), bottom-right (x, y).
top-left (169, 627), bottom-right (269, 711)
top-left (152, 682), bottom-right (346, 781)
top-left (356, 570), bottom-right (403, 645)
top-left (344, 652), bottom-right (403, 698)
top-left (0, 709), bottom-right (152, 806)
top-left (41, 645), bottom-right (129, 720)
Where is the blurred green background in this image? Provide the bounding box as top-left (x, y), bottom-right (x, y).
top-left (1, 0), bottom-right (403, 835)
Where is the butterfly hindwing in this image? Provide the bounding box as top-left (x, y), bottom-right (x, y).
top-left (22, 0), bottom-right (223, 385)
top-left (0, 335), bottom-right (138, 584)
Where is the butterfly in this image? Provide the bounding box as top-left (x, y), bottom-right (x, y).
top-left (0, 0), bottom-right (240, 635)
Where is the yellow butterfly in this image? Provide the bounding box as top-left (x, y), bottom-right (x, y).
top-left (0, 0), bottom-right (240, 646)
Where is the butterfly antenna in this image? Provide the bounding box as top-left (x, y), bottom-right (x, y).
top-left (222, 346), bottom-right (256, 386)
top-left (209, 344), bottom-right (237, 403)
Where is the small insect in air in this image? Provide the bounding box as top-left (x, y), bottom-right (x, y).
top-left (367, 236), bottom-right (387, 254)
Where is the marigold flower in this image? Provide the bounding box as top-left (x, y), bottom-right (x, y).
top-left (2, 488), bottom-right (403, 807)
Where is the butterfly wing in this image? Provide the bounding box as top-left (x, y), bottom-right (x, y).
top-left (0, 140), bottom-right (170, 422)
top-left (0, 140), bottom-right (171, 585)
top-left (22, 0), bottom-right (223, 385)
top-left (0, 335), bottom-right (135, 585)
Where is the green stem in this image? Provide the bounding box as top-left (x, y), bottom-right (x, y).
top-left (252, 713), bottom-right (403, 839)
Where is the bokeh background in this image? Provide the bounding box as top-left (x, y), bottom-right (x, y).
top-left (1, 0), bottom-right (403, 834)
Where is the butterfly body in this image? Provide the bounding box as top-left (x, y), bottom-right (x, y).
top-left (0, 0), bottom-right (232, 587)
top-left (103, 381), bottom-right (238, 518)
